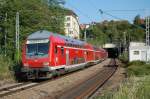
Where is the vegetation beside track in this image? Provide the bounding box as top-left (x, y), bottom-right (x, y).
top-left (97, 60), bottom-right (150, 99)
top-left (0, 55), bottom-right (13, 80)
top-left (0, 0), bottom-right (67, 81)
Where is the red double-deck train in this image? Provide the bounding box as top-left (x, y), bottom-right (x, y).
top-left (21, 30), bottom-right (108, 79)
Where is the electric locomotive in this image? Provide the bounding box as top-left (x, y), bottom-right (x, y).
top-left (21, 30), bottom-right (107, 79)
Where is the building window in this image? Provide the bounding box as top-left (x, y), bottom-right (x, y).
top-left (133, 51), bottom-right (139, 55)
top-left (66, 23), bottom-right (70, 27)
top-left (70, 31), bottom-right (73, 34)
top-left (66, 17), bottom-right (70, 21)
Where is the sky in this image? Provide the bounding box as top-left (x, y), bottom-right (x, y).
top-left (64, 0), bottom-right (150, 24)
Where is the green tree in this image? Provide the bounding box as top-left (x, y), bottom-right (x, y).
top-left (86, 19), bottom-right (145, 47)
top-left (133, 15), bottom-right (142, 25)
top-left (0, 0), bottom-right (66, 60)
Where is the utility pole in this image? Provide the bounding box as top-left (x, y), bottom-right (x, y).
top-left (16, 12), bottom-right (20, 61)
top-left (84, 28), bottom-right (87, 42)
top-left (4, 13), bottom-right (7, 56)
top-left (124, 31), bottom-right (127, 52)
top-left (99, 9), bottom-right (104, 22)
top-left (146, 16), bottom-right (150, 46)
top-left (84, 24), bottom-right (89, 42)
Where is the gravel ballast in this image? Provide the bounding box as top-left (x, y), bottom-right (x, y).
top-left (2, 59), bottom-right (110, 99)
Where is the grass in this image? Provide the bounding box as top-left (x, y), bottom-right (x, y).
top-left (0, 55), bottom-right (14, 80)
top-left (126, 61), bottom-right (150, 76)
top-left (96, 60), bottom-right (150, 99)
top-left (98, 76), bottom-right (150, 99)
top-left (119, 52), bottom-right (128, 63)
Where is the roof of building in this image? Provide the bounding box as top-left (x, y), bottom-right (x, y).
top-left (129, 42), bottom-right (150, 50)
top-left (129, 42), bottom-right (146, 47)
top-left (65, 9), bottom-right (78, 17)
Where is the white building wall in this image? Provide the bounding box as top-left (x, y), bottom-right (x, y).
top-left (129, 49), bottom-right (147, 62)
top-left (64, 15), bottom-right (80, 39)
top-left (129, 42), bottom-right (150, 62)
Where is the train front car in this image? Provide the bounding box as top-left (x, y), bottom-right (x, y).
top-left (22, 30), bottom-right (52, 79)
top-left (21, 30), bottom-right (108, 80)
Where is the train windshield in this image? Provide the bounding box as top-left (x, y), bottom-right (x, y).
top-left (26, 39), bottom-right (50, 58)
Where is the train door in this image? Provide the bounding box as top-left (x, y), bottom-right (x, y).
top-left (60, 46), bottom-right (65, 65)
top-left (54, 45), bottom-right (58, 66)
top-left (66, 49), bottom-right (69, 65)
top-left (84, 51), bottom-right (87, 62)
top-left (94, 51), bottom-right (95, 61)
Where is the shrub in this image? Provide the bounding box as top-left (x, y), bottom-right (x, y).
top-left (126, 60), bottom-right (150, 76)
top-left (0, 55), bottom-right (13, 80)
top-left (119, 52), bottom-right (128, 64)
top-left (98, 76), bottom-right (150, 99)
top-left (127, 61), bottom-right (145, 67)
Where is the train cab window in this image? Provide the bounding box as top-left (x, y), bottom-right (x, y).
top-left (61, 47), bottom-right (64, 55)
top-left (55, 45), bottom-right (57, 54)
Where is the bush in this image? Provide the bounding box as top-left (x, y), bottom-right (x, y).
top-left (0, 55), bottom-right (14, 80)
top-left (97, 61), bottom-right (150, 99)
top-left (127, 61), bottom-right (145, 67)
top-left (125, 60), bottom-right (150, 76)
top-left (127, 64), bottom-right (150, 76)
top-left (98, 76), bottom-right (150, 99)
top-left (119, 52), bottom-right (128, 64)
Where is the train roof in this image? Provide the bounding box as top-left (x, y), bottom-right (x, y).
top-left (27, 30), bottom-right (52, 40)
top-left (27, 30), bottom-right (103, 50)
top-left (55, 34), bottom-right (85, 46)
top-left (27, 30), bottom-right (86, 46)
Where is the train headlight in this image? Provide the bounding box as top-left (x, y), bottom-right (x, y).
top-left (43, 62), bottom-right (49, 66)
top-left (24, 63), bottom-right (29, 67)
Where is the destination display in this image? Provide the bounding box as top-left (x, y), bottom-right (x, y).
top-left (27, 39), bottom-right (49, 44)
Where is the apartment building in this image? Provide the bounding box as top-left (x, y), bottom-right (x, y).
top-left (64, 10), bottom-right (80, 39)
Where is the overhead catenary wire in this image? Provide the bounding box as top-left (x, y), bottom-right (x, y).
top-left (88, 0), bottom-right (146, 29)
top-left (66, 2), bottom-right (94, 22)
top-left (105, 9), bottom-right (146, 12)
top-left (66, 2), bottom-right (95, 41)
top-left (87, 0), bottom-right (148, 48)
top-left (99, 9), bottom-right (123, 20)
top-left (88, 0), bottom-right (148, 20)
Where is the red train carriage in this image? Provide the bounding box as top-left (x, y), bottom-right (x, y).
top-left (21, 30), bottom-right (107, 79)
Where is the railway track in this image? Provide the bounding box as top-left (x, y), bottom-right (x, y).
top-left (0, 59), bottom-right (113, 98)
top-left (0, 65), bottom-right (90, 98)
top-left (0, 64), bottom-right (96, 98)
top-left (58, 58), bottom-right (118, 99)
top-left (0, 82), bottom-right (38, 97)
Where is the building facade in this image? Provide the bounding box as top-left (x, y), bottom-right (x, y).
top-left (64, 10), bottom-right (80, 39)
top-left (129, 42), bottom-right (150, 62)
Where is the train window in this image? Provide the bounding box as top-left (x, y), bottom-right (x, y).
top-left (55, 45), bottom-right (57, 54)
top-left (69, 44), bottom-right (71, 47)
top-left (61, 47), bottom-right (64, 55)
top-left (65, 39), bottom-right (68, 41)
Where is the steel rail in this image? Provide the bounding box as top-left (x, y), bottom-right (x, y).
top-left (0, 82), bottom-right (38, 97)
top-left (58, 59), bottom-right (117, 99)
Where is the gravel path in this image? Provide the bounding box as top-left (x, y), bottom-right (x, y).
top-left (2, 59), bottom-right (110, 99)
